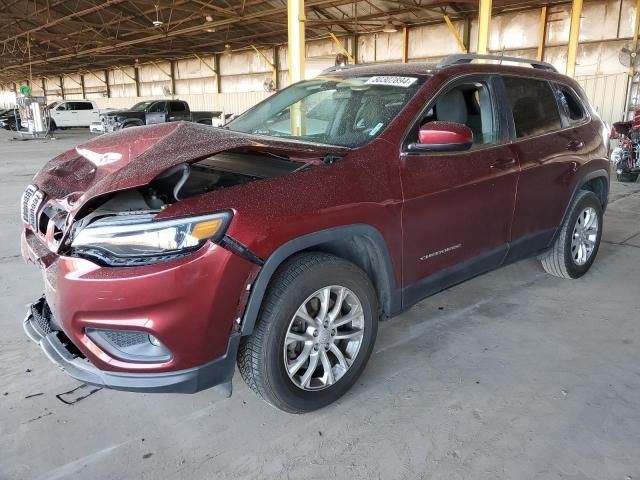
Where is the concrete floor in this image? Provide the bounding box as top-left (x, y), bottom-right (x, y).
top-left (1, 128), bottom-right (640, 480)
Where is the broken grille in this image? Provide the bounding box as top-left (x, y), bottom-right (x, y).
top-left (21, 185), bottom-right (44, 231)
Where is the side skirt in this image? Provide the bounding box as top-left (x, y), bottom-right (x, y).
top-left (400, 228), bottom-right (556, 313)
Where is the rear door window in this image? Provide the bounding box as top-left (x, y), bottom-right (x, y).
top-left (502, 77), bottom-right (562, 138)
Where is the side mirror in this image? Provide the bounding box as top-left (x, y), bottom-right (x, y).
top-left (408, 121), bottom-right (473, 152)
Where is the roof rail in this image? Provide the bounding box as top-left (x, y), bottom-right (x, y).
top-left (438, 54), bottom-right (558, 73)
top-left (320, 64), bottom-right (363, 74)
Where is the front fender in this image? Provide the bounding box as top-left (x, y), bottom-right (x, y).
top-left (239, 224), bottom-right (400, 336)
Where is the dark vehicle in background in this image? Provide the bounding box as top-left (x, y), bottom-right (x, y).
top-left (21, 55), bottom-right (609, 414)
top-left (0, 108), bottom-right (21, 130)
top-left (99, 100), bottom-right (221, 132)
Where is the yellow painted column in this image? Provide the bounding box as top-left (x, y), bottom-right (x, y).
top-left (288, 0), bottom-right (305, 135)
top-left (477, 0), bottom-right (492, 55)
top-left (537, 6), bottom-right (548, 61)
top-left (566, 0), bottom-right (583, 78)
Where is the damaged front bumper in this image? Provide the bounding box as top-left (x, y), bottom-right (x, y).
top-left (24, 298), bottom-right (239, 394)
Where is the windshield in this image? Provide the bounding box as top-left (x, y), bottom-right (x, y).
top-left (227, 75), bottom-right (424, 147)
top-left (46, 102), bottom-right (59, 110)
top-left (129, 101), bottom-right (153, 112)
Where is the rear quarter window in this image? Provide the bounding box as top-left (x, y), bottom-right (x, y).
top-left (502, 76), bottom-right (562, 138)
top-left (554, 85), bottom-right (587, 124)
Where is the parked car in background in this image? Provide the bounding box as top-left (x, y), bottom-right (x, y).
top-left (46, 100), bottom-right (100, 130)
top-left (0, 108), bottom-right (21, 130)
top-left (99, 100), bottom-right (222, 132)
top-left (21, 55), bottom-right (609, 413)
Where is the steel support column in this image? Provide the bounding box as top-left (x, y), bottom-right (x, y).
top-left (214, 54), bottom-right (221, 94)
top-left (477, 0), bottom-right (492, 55)
top-left (288, 0), bottom-right (305, 135)
top-left (537, 6), bottom-right (548, 61)
top-left (104, 70), bottom-right (111, 98)
top-left (80, 74), bottom-right (86, 98)
top-left (59, 76), bottom-right (65, 99)
top-left (402, 26), bottom-right (409, 62)
top-left (288, 0), bottom-right (305, 83)
top-left (134, 67), bottom-right (141, 97)
top-left (170, 61), bottom-right (177, 97)
top-left (566, 0), bottom-right (583, 78)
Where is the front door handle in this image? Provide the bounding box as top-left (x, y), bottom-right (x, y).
top-left (567, 140), bottom-right (585, 151)
top-left (490, 158), bottom-right (517, 170)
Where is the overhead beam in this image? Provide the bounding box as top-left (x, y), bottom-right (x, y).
top-left (566, 0), bottom-right (583, 78)
top-left (0, 0), bottom-right (349, 74)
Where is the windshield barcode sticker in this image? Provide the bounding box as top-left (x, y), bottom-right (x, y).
top-left (365, 76), bottom-right (417, 88)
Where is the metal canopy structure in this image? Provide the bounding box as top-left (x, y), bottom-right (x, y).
top-left (1, 0), bottom-right (569, 84)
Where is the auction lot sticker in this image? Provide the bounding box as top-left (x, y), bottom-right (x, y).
top-left (365, 76), bottom-right (418, 88)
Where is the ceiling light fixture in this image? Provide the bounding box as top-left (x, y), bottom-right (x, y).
top-left (206, 27), bottom-right (216, 33)
top-left (382, 20), bottom-right (397, 33)
top-left (153, 4), bottom-right (164, 27)
top-left (224, 44), bottom-right (232, 55)
top-left (206, 15), bottom-right (213, 22)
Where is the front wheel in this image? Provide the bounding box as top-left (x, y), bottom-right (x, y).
top-left (238, 252), bottom-right (378, 413)
top-left (540, 190), bottom-right (603, 279)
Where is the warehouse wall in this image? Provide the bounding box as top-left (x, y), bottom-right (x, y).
top-left (1, 0), bottom-right (637, 122)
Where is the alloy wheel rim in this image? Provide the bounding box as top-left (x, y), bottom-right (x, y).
top-left (571, 206), bottom-right (598, 266)
top-left (284, 285), bottom-right (365, 391)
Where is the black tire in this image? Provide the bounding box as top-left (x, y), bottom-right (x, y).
top-left (238, 252), bottom-right (378, 413)
top-left (616, 172), bottom-right (638, 183)
top-left (122, 122), bottom-right (139, 128)
top-left (540, 190), bottom-right (603, 279)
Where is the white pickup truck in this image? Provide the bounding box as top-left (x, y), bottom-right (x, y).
top-left (46, 100), bottom-right (101, 130)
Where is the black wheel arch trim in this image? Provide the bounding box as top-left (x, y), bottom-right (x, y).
top-left (239, 224), bottom-right (401, 336)
top-left (553, 167), bottom-right (609, 245)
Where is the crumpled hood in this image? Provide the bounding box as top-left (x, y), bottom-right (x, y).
top-left (33, 121), bottom-right (349, 209)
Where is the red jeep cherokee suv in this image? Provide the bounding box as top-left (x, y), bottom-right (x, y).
top-left (21, 55), bottom-right (609, 413)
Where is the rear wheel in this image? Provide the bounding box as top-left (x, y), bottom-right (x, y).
top-left (540, 190), bottom-right (602, 279)
top-left (616, 172), bottom-right (638, 183)
top-left (238, 252), bottom-right (378, 413)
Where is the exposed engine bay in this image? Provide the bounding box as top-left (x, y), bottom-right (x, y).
top-left (78, 149), bottom-right (310, 220)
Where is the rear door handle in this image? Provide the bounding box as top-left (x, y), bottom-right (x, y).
top-left (490, 158), bottom-right (517, 170)
top-left (567, 140), bottom-right (584, 151)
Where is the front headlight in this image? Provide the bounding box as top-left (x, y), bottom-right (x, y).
top-left (71, 212), bottom-right (231, 266)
